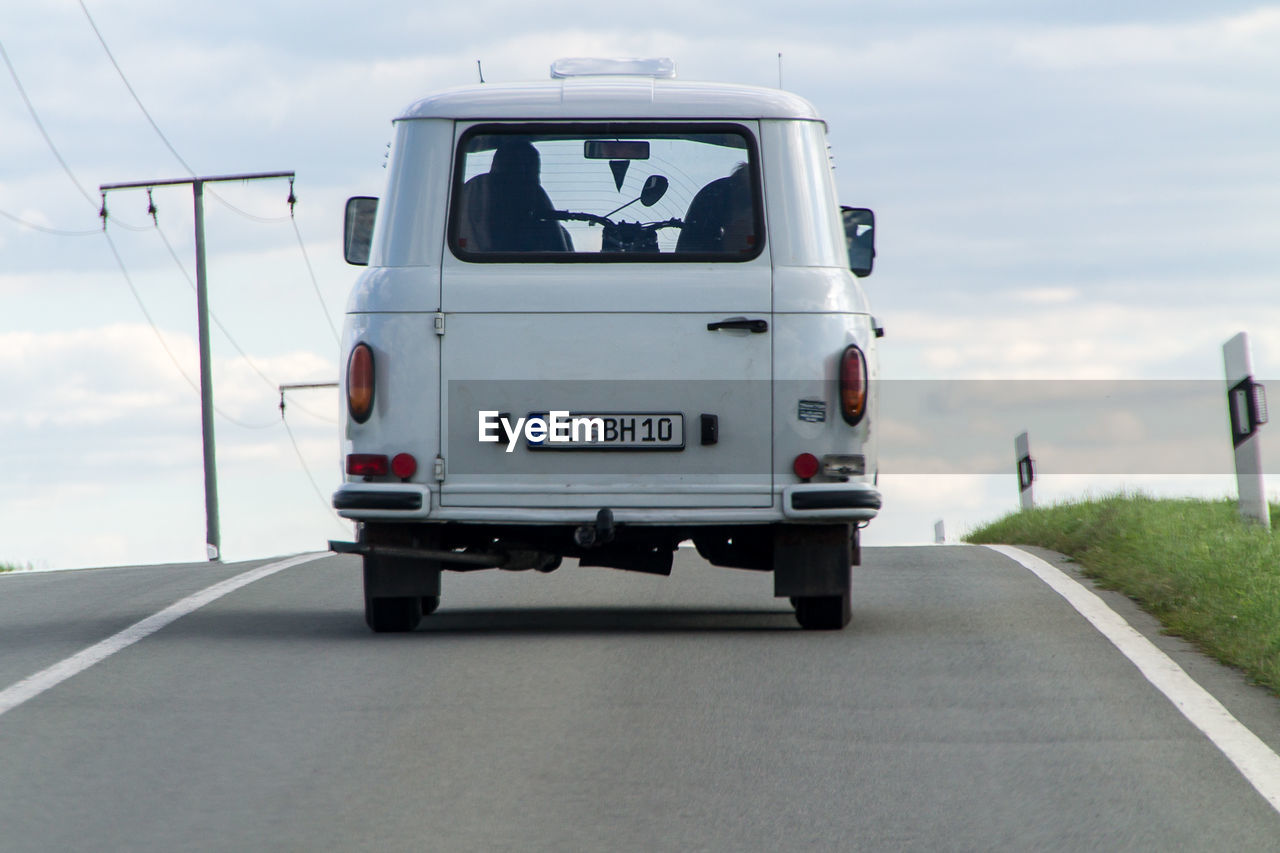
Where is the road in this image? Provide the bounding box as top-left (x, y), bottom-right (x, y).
top-left (1, 545), bottom-right (1278, 851)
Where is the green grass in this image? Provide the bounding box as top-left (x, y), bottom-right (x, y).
top-left (965, 494), bottom-right (1280, 696)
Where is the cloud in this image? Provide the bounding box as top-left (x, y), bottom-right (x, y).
top-left (0, 323), bottom-right (336, 438)
top-left (1011, 8), bottom-right (1280, 71)
top-left (1013, 287), bottom-right (1079, 305)
top-left (2, 0), bottom-right (1277, 566)
top-left (0, 322), bottom-right (342, 568)
top-left (878, 298), bottom-right (1280, 381)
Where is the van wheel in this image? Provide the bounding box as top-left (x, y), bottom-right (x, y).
top-left (365, 596), bottom-right (422, 633)
top-left (420, 596), bottom-right (439, 616)
top-left (793, 591), bottom-right (851, 630)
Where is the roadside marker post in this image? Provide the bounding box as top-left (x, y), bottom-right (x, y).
top-left (1223, 332), bottom-right (1270, 528)
top-left (933, 520), bottom-right (946, 544)
top-left (1015, 431), bottom-right (1035, 511)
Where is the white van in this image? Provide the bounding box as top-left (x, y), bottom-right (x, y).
top-left (331, 58), bottom-right (881, 632)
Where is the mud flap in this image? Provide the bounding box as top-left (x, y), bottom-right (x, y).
top-left (773, 523), bottom-right (853, 598)
top-left (362, 525), bottom-right (442, 598)
top-left (363, 555), bottom-right (441, 598)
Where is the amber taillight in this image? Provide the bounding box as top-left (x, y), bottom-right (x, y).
top-left (347, 343), bottom-right (375, 423)
top-left (839, 345), bottom-right (868, 426)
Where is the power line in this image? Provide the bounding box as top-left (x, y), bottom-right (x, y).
top-left (282, 415), bottom-right (350, 530)
top-left (209, 192), bottom-right (294, 223)
top-left (73, 1), bottom-right (308, 229)
top-left (123, 224), bottom-right (343, 520)
top-left (108, 222), bottom-right (346, 547)
top-left (291, 214), bottom-right (341, 345)
top-left (66, 6), bottom-right (343, 346)
top-left (279, 383), bottom-right (339, 425)
top-left (3, 32), bottom-right (286, 434)
top-left (278, 394), bottom-right (338, 424)
top-left (75, 0), bottom-right (195, 176)
top-left (152, 220), bottom-right (277, 391)
top-left (0, 208), bottom-right (99, 236)
top-left (0, 36), bottom-right (97, 208)
top-left (74, 3), bottom-right (342, 343)
top-left (102, 228), bottom-right (274, 430)
top-left (152, 220), bottom-right (337, 423)
top-left (103, 229), bottom-right (199, 390)
top-left (8, 14), bottom-right (345, 544)
top-left (0, 35), bottom-right (149, 231)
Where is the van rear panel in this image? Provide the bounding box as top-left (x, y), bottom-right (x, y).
top-left (337, 86), bottom-right (878, 527)
top-left (439, 313), bottom-right (772, 509)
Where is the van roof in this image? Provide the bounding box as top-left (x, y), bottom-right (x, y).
top-left (398, 77), bottom-right (825, 123)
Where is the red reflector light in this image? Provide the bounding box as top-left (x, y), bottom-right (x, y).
top-left (839, 344), bottom-right (868, 426)
top-left (793, 452), bottom-right (820, 481)
top-left (391, 452), bottom-right (417, 479)
top-left (347, 453), bottom-right (388, 477)
top-left (347, 343), bottom-right (375, 424)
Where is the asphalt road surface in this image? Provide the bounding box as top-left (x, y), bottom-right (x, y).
top-left (2, 545), bottom-right (1279, 852)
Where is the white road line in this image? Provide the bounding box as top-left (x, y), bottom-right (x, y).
top-left (0, 552), bottom-right (327, 720)
top-left (986, 544), bottom-right (1280, 815)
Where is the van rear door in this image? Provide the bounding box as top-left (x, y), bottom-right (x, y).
top-left (438, 123), bottom-right (772, 510)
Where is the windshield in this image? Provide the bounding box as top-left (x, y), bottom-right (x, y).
top-left (449, 124), bottom-right (763, 261)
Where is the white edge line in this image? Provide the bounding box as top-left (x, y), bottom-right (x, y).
top-left (0, 552), bottom-right (328, 719)
top-left (985, 543), bottom-right (1280, 815)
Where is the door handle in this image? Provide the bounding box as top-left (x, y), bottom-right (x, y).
top-left (707, 317), bottom-right (768, 333)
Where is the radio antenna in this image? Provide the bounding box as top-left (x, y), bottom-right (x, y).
top-left (477, 59), bottom-right (485, 83)
top-left (777, 52), bottom-right (783, 88)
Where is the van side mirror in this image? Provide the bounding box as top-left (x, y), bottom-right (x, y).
top-left (841, 206), bottom-right (875, 277)
top-left (344, 196), bottom-right (379, 265)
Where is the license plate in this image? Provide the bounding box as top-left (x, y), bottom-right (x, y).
top-left (527, 412), bottom-right (685, 450)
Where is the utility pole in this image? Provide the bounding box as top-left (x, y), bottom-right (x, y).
top-left (100, 171), bottom-right (295, 561)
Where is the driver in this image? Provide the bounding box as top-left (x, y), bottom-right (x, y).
top-left (459, 138), bottom-right (572, 252)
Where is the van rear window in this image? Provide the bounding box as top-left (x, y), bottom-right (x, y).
top-left (449, 124), bottom-right (763, 262)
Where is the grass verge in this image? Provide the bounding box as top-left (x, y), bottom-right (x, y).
top-left (965, 494), bottom-right (1280, 697)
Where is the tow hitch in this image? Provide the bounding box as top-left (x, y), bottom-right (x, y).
top-left (573, 508), bottom-right (616, 548)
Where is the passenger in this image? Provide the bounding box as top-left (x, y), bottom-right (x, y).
top-left (460, 138), bottom-right (572, 252)
top-left (676, 163), bottom-right (754, 254)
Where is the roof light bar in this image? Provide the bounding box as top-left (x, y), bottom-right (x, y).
top-left (550, 57), bottom-right (676, 79)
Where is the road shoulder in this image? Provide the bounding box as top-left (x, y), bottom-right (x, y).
top-left (998, 543), bottom-right (1280, 762)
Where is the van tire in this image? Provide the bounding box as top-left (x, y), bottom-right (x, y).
top-left (365, 596), bottom-right (422, 633)
top-left (793, 591), bottom-right (851, 630)
top-left (420, 596), bottom-right (440, 616)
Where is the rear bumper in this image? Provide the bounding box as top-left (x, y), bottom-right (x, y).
top-left (781, 483), bottom-right (881, 521)
top-left (333, 483), bottom-right (432, 519)
top-left (333, 481), bottom-right (881, 524)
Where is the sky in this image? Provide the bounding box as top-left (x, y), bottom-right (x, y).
top-left (1, 1), bottom-right (1278, 569)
